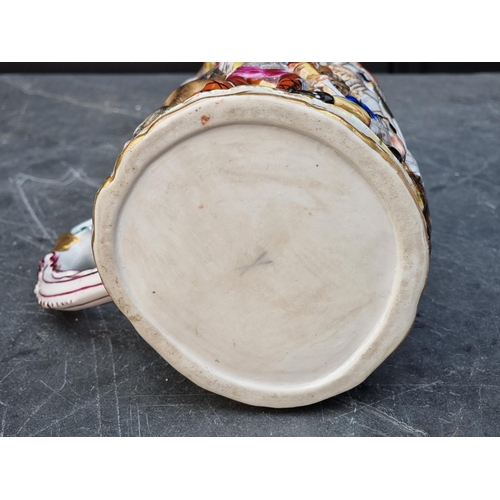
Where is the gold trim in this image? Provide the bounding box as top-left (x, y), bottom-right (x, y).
top-left (53, 232), bottom-right (80, 252)
top-left (91, 133), bottom-right (149, 250)
top-left (332, 96), bottom-right (371, 126)
top-left (163, 79), bottom-right (211, 107)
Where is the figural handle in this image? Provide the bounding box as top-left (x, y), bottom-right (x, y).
top-left (34, 219), bottom-right (112, 311)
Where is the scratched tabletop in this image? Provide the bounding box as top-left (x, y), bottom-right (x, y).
top-left (1, 73), bottom-right (499, 437)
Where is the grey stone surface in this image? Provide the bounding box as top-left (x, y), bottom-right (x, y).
top-left (0, 72), bottom-right (499, 436)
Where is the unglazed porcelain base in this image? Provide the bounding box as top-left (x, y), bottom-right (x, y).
top-left (93, 93), bottom-right (429, 408)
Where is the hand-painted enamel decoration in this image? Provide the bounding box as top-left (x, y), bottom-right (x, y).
top-left (35, 63), bottom-right (431, 408)
top-left (35, 219), bottom-right (111, 311)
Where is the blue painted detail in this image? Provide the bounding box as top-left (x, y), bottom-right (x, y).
top-left (346, 95), bottom-right (377, 119)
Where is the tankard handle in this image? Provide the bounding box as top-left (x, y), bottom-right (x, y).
top-left (34, 219), bottom-right (112, 311)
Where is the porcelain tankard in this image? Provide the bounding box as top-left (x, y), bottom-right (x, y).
top-left (35, 63), bottom-right (431, 408)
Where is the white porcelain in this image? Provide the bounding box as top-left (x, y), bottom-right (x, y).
top-left (35, 63), bottom-right (430, 407)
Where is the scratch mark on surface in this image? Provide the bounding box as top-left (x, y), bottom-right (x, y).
top-left (91, 336), bottom-right (103, 437)
top-left (60, 359), bottom-right (68, 390)
top-left (13, 177), bottom-right (53, 240)
top-left (332, 381), bottom-right (442, 423)
top-left (0, 217), bottom-right (32, 228)
top-left (480, 200), bottom-right (497, 211)
top-left (39, 380), bottom-right (73, 407)
top-left (0, 76), bottom-right (138, 118)
top-left (33, 196), bottom-right (46, 218)
top-left (108, 337), bottom-right (122, 437)
top-left (146, 413), bottom-right (151, 436)
top-left (363, 405), bottom-right (428, 436)
top-left (10, 167), bottom-right (100, 240)
top-left (238, 251), bottom-right (273, 276)
top-left (478, 386), bottom-right (484, 436)
top-left (98, 307), bottom-right (122, 436)
top-left (16, 394), bottom-right (55, 435)
top-left (1, 407), bottom-right (7, 437)
top-left (67, 386), bottom-right (82, 398)
top-left (0, 369), bottom-right (14, 385)
top-left (136, 400), bottom-right (141, 437)
top-left (36, 360), bottom-right (71, 406)
top-left (358, 423), bottom-right (388, 437)
top-left (167, 408), bottom-right (185, 428)
top-left (13, 167), bottom-right (101, 189)
top-left (39, 379), bottom-right (72, 405)
top-left (204, 397), bottom-right (223, 436)
top-left (143, 403), bottom-right (196, 408)
top-left (128, 402), bottom-right (133, 437)
top-left (13, 232), bottom-right (47, 251)
top-left (0, 270), bottom-right (32, 282)
top-left (30, 402), bottom-right (92, 436)
top-left (455, 161), bottom-right (494, 185)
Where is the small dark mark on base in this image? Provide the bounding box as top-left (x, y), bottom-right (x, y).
top-left (238, 251), bottom-right (273, 275)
